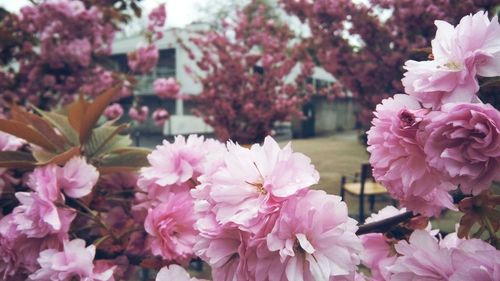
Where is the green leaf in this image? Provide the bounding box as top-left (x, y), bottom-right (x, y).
top-left (97, 147), bottom-right (150, 174)
top-left (0, 151), bottom-right (36, 168)
top-left (84, 123), bottom-right (130, 159)
top-left (33, 146), bottom-right (81, 166)
top-left (33, 107), bottom-right (79, 146)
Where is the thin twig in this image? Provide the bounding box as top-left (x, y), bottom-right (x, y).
top-left (356, 211), bottom-right (415, 235)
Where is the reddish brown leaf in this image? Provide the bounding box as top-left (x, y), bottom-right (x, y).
top-left (37, 146), bottom-right (81, 166)
top-left (0, 151), bottom-right (37, 169)
top-left (68, 94), bottom-right (89, 135)
top-left (0, 119), bottom-right (57, 152)
top-left (11, 105), bottom-right (68, 150)
top-left (79, 87), bottom-right (118, 144)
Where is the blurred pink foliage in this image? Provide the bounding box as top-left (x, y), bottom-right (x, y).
top-left (185, 2), bottom-right (314, 143)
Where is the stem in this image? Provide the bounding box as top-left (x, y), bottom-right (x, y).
top-left (483, 216), bottom-right (498, 245)
top-left (117, 227), bottom-right (143, 239)
top-left (356, 211), bottom-right (415, 235)
top-left (66, 198), bottom-right (114, 237)
top-left (94, 234), bottom-right (111, 247)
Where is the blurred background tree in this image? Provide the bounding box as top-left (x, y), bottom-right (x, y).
top-left (279, 0), bottom-right (500, 138)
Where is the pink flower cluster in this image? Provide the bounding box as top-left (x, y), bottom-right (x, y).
top-left (128, 105), bottom-right (149, 123)
top-left (127, 44), bottom-right (159, 74)
top-left (29, 239), bottom-right (115, 281)
top-left (152, 108), bottom-right (169, 127)
top-left (359, 206), bottom-right (438, 281)
top-left (368, 12), bottom-right (500, 217)
top-left (402, 11), bottom-right (500, 108)
top-left (0, 156), bottom-right (100, 279)
top-left (137, 135), bottom-right (363, 280)
top-left (104, 103), bottom-right (124, 120)
top-left (21, 0), bottom-right (115, 68)
top-left (388, 230), bottom-right (499, 280)
top-left (153, 77), bottom-right (181, 99)
top-left (137, 135), bottom-right (214, 264)
top-left (9, 0), bottom-right (119, 104)
top-left (148, 4), bottom-right (167, 40)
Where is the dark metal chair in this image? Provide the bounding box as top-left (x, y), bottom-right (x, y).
top-left (340, 163), bottom-right (388, 223)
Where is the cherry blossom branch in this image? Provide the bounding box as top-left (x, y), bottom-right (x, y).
top-left (356, 211), bottom-right (415, 235)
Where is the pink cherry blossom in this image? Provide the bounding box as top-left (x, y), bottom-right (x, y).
top-left (152, 108), bottom-right (169, 127)
top-left (127, 44), bottom-right (159, 74)
top-left (12, 192), bottom-right (75, 238)
top-left (256, 189), bottom-right (362, 281)
top-left (58, 156), bottom-right (99, 198)
top-left (128, 106), bottom-right (149, 123)
top-left (103, 103), bottom-right (124, 120)
top-left (402, 11), bottom-right (500, 108)
top-left (139, 135), bottom-right (207, 189)
top-left (367, 94), bottom-right (456, 216)
top-left (153, 77), bottom-right (180, 99)
top-left (448, 238), bottom-right (500, 281)
top-left (27, 165), bottom-right (62, 202)
top-left (0, 215), bottom-right (65, 280)
top-left (389, 230), bottom-right (455, 280)
top-left (207, 136), bottom-right (319, 231)
top-left (29, 238), bottom-right (115, 281)
top-left (144, 191), bottom-right (198, 263)
top-left (155, 264), bottom-right (209, 281)
top-left (360, 206), bottom-right (439, 281)
top-left (148, 4), bottom-right (166, 31)
top-left (194, 227), bottom-right (250, 281)
top-left (420, 102), bottom-right (500, 195)
top-left (388, 230), bottom-right (500, 281)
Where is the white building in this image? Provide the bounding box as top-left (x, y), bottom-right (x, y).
top-left (111, 24), bottom-right (356, 139)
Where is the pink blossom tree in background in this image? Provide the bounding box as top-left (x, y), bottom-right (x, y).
top-left (0, 1), bottom-right (499, 281)
top-left (184, 1), bottom-right (314, 143)
top-left (0, 0), bottom-right (174, 129)
top-left (279, 0), bottom-right (500, 133)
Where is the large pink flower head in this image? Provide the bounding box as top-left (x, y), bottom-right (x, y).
top-left (144, 191), bottom-right (198, 263)
top-left (127, 44), bottom-right (159, 74)
top-left (153, 77), bottom-right (181, 99)
top-left (58, 156), bottom-right (99, 198)
top-left (29, 239), bottom-right (115, 281)
top-left (251, 189), bottom-right (362, 281)
top-left (140, 135), bottom-right (207, 189)
top-left (420, 102), bottom-right (500, 195)
top-left (388, 230), bottom-right (455, 280)
top-left (359, 206), bottom-right (439, 281)
top-left (27, 157), bottom-right (99, 200)
top-left (12, 192), bottom-right (75, 238)
top-left (27, 164), bottom-right (62, 202)
top-left (0, 215), bottom-right (65, 280)
top-left (207, 136), bottom-right (319, 231)
top-left (367, 94), bottom-right (456, 216)
top-left (194, 227), bottom-right (250, 281)
top-left (388, 230), bottom-right (500, 281)
top-left (402, 11), bottom-right (500, 108)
